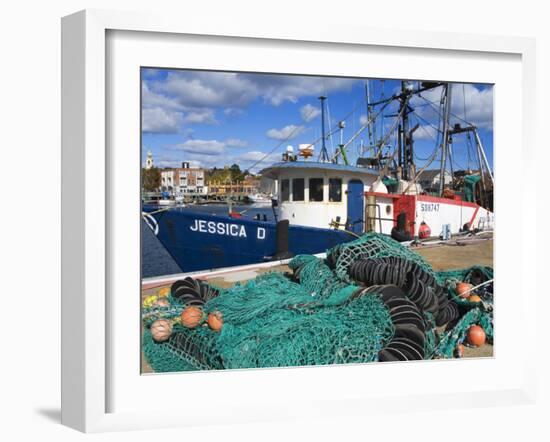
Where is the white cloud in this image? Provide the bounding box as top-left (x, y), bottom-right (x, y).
top-left (147, 71), bottom-right (358, 111)
top-left (236, 151), bottom-right (281, 173)
top-left (359, 114), bottom-right (369, 126)
top-left (250, 75), bottom-right (355, 106)
top-left (142, 107), bottom-right (182, 133)
top-left (224, 108), bottom-right (244, 117)
top-left (154, 71), bottom-right (258, 109)
top-left (411, 83), bottom-right (493, 130)
top-left (300, 104), bottom-right (321, 122)
top-left (266, 124), bottom-right (305, 140)
top-left (450, 83), bottom-right (493, 130)
top-left (142, 83), bottom-right (182, 111)
top-left (225, 138), bottom-right (248, 148)
top-left (173, 139), bottom-right (226, 156)
top-left (142, 72), bottom-right (359, 136)
top-left (414, 124), bottom-right (439, 141)
top-left (239, 151), bottom-right (266, 162)
top-left (142, 68), bottom-right (160, 78)
top-left (183, 109), bottom-right (217, 124)
top-left (155, 159), bottom-right (184, 168)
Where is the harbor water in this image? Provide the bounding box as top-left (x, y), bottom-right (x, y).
top-left (142, 204), bottom-right (274, 278)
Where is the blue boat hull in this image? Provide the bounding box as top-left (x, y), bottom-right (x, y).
top-left (144, 207), bottom-right (356, 273)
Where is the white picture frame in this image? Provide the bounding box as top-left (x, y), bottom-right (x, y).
top-left (61, 9), bottom-right (537, 433)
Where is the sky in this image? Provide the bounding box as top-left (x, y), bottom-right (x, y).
top-left (141, 68), bottom-right (493, 174)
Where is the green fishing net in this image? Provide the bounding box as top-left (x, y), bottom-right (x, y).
top-left (143, 271), bottom-right (393, 372)
top-left (142, 233), bottom-right (494, 372)
top-left (207, 273), bottom-right (393, 369)
top-left (436, 265), bottom-right (493, 308)
top-left (435, 307), bottom-right (493, 358)
top-left (328, 232), bottom-right (436, 283)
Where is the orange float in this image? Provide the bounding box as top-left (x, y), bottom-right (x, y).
top-left (157, 287), bottom-right (171, 298)
top-left (418, 222), bottom-right (431, 240)
top-left (468, 295), bottom-right (482, 303)
top-left (207, 311), bottom-right (224, 332)
top-left (151, 319), bottom-right (173, 342)
top-left (467, 325), bottom-right (486, 347)
top-left (456, 282), bottom-right (473, 298)
top-left (180, 306), bottom-right (205, 328)
top-left (153, 298), bottom-right (170, 308)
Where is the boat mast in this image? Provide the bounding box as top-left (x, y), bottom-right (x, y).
top-left (397, 90), bottom-right (406, 180)
top-left (319, 96), bottom-right (330, 162)
top-left (365, 81), bottom-right (376, 155)
top-left (396, 81), bottom-right (419, 181)
top-left (438, 83), bottom-right (452, 196)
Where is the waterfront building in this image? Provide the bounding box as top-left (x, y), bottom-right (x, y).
top-left (161, 162), bottom-right (207, 195)
top-left (207, 175), bottom-right (260, 196)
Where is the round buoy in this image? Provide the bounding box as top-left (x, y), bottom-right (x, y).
top-left (207, 311), bottom-right (224, 332)
top-left (151, 319), bottom-right (173, 342)
top-left (443, 188), bottom-right (455, 199)
top-left (456, 282), bottom-right (473, 298)
top-left (418, 222), bottom-right (431, 240)
top-left (468, 294), bottom-right (482, 303)
top-left (157, 287), bottom-right (170, 298)
top-left (467, 325), bottom-right (486, 347)
top-left (153, 297), bottom-right (170, 308)
top-left (180, 306), bottom-right (205, 328)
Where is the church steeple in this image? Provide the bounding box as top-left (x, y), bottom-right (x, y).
top-left (145, 150), bottom-right (154, 170)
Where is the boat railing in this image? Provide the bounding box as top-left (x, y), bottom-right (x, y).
top-left (364, 203), bottom-right (394, 234)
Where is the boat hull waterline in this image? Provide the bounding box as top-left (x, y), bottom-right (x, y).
top-left (143, 192), bottom-right (493, 275)
top-left (143, 207), bottom-right (354, 273)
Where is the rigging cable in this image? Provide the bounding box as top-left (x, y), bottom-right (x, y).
top-left (246, 105), bottom-right (318, 172)
top-left (333, 99), bottom-right (394, 161)
top-left (377, 94), bottom-right (413, 176)
top-left (247, 88), bottom-right (392, 171)
top-left (418, 93), bottom-right (473, 127)
top-left (463, 83), bottom-right (474, 170)
top-left (379, 80), bottom-right (386, 143)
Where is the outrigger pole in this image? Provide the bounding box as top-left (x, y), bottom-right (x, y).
top-left (473, 129), bottom-right (494, 184)
top-left (447, 124), bottom-right (494, 186)
top-left (446, 123), bottom-right (492, 208)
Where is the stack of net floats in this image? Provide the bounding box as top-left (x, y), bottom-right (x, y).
top-left (142, 232), bottom-right (494, 372)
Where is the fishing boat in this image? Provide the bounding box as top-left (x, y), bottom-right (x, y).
top-left (245, 192), bottom-right (273, 204)
top-left (143, 81), bottom-right (494, 274)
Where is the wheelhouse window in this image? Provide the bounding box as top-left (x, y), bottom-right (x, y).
top-left (281, 179), bottom-right (290, 202)
top-left (292, 178), bottom-right (305, 201)
top-left (309, 178), bottom-right (324, 202)
top-left (329, 178), bottom-right (342, 202)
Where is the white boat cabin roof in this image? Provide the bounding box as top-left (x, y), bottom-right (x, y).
top-left (260, 161), bottom-right (381, 180)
